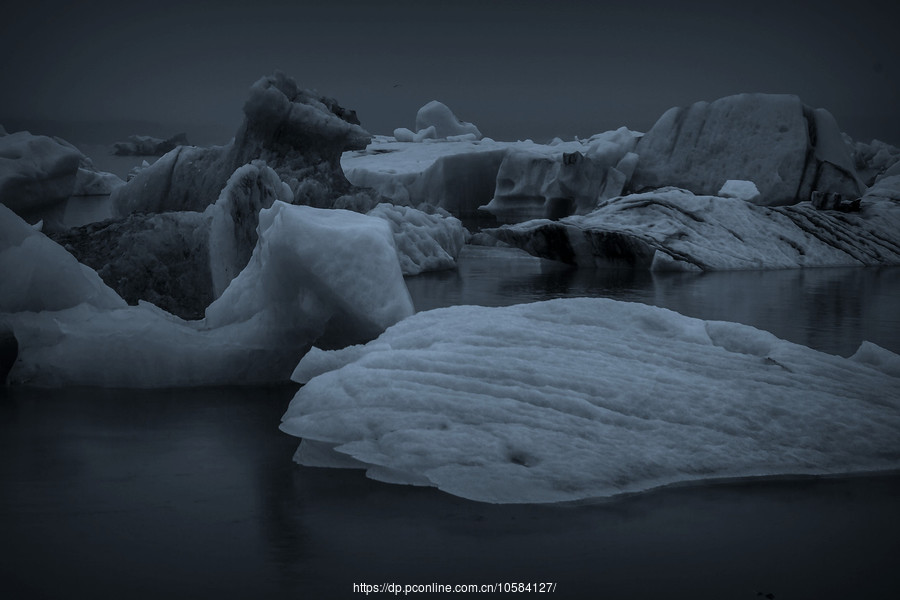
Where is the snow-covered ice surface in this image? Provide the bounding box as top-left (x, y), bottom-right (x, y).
top-left (2, 201), bottom-right (413, 387)
top-left (341, 132), bottom-right (640, 221)
top-left (281, 297), bottom-right (900, 504)
top-left (488, 188), bottom-right (900, 270)
top-left (341, 136), bottom-right (508, 216)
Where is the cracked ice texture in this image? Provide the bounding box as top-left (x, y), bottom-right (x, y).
top-left (487, 188), bottom-right (900, 270)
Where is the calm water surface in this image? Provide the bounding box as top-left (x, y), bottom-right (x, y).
top-left (407, 246), bottom-right (900, 356)
top-left (2, 247), bottom-right (899, 599)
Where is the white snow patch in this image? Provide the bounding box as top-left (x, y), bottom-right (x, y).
top-left (717, 180), bottom-right (761, 203)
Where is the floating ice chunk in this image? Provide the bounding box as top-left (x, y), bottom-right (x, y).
top-left (281, 298), bottom-right (900, 504)
top-left (110, 72), bottom-right (369, 217)
top-left (393, 127), bottom-right (416, 142)
top-left (207, 161), bottom-right (293, 298)
top-left (864, 174), bottom-right (900, 201)
top-left (112, 133), bottom-right (189, 156)
top-left (342, 138), bottom-right (507, 218)
top-left (851, 341), bottom-right (900, 377)
top-left (0, 203), bottom-right (126, 312)
top-left (0, 131), bottom-right (82, 217)
top-left (481, 129), bottom-right (640, 223)
top-left (845, 137), bottom-right (900, 185)
top-left (3, 202), bottom-right (414, 386)
top-left (415, 100), bottom-right (482, 140)
top-left (487, 188), bottom-right (900, 269)
top-left (632, 93), bottom-right (862, 205)
top-left (205, 201), bottom-right (414, 350)
top-left (717, 180), bottom-right (761, 203)
top-left (367, 203), bottom-right (467, 275)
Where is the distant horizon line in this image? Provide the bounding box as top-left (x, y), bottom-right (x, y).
top-left (3, 112), bottom-right (898, 148)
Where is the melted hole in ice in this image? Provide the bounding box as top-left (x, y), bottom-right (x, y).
top-left (507, 447), bottom-right (540, 468)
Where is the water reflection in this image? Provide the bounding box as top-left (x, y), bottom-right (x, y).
top-left (6, 385), bottom-right (896, 598)
top-left (406, 246), bottom-right (900, 356)
top-left (4, 248), bottom-right (900, 598)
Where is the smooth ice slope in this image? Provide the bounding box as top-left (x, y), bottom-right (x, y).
top-left (0, 203), bottom-right (126, 312)
top-left (281, 298), bottom-right (900, 504)
top-left (487, 188), bottom-right (900, 270)
top-left (2, 202), bottom-right (413, 386)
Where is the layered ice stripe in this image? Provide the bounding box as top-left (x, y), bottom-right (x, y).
top-left (488, 189), bottom-right (900, 270)
top-left (281, 298), bottom-right (900, 504)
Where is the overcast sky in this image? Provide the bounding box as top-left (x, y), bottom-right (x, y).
top-left (1, 0), bottom-right (896, 144)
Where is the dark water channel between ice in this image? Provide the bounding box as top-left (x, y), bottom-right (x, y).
top-left (2, 246), bottom-right (899, 599)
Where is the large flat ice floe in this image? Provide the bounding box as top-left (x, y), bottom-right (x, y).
top-left (340, 132), bottom-right (639, 221)
top-left (2, 201), bottom-right (413, 387)
top-left (487, 188), bottom-right (900, 270)
top-left (281, 298), bottom-right (900, 504)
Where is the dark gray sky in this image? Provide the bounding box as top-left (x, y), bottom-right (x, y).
top-left (1, 0), bottom-right (897, 144)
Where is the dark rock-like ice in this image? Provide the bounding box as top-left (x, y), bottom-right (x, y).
top-left (487, 188), bottom-right (900, 270)
top-left (1, 202), bottom-right (413, 387)
top-left (110, 71), bottom-right (371, 217)
top-left (112, 132), bottom-right (189, 156)
top-left (631, 93), bottom-right (862, 206)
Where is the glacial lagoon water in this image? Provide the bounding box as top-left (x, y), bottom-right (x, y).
top-left (408, 246), bottom-right (900, 357)
top-left (2, 247), bottom-right (899, 599)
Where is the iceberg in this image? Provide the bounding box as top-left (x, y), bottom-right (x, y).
top-left (845, 136), bottom-right (900, 185)
top-left (50, 209), bottom-right (213, 319)
top-left (341, 132), bottom-right (638, 222)
top-left (0, 129), bottom-right (123, 232)
top-left (414, 100), bottom-right (482, 140)
top-left (53, 161), bottom-right (293, 319)
top-left (0, 203), bottom-right (126, 313)
top-left (208, 161), bottom-right (294, 298)
top-left (2, 201), bottom-right (413, 387)
top-left (0, 130), bottom-right (83, 217)
top-left (366, 203), bottom-right (468, 275)
top-left (481, 128), bottom-right (641, 223)
top-left (112, 132), bottom-right (189, 156)
top-left (486, 188), bottom-right (900, 270)
top-left (281, 298), bottom-right (900, 504)
top-left (110, 71), bottom-right (371, 217)
top-left (342, 136), bottom-right (508, 219)
top-left (631, 93), bottom-right (862, 205)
